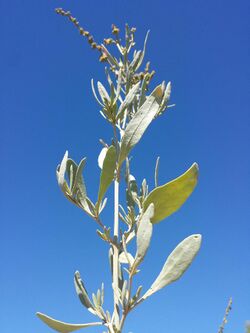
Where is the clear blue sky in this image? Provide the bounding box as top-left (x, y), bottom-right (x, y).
top-left (1, 0), bottom-right (249, 332)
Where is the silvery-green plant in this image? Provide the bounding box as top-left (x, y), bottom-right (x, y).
top-left (37, 8), bottom-right (202, 333)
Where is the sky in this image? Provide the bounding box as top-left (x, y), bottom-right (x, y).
top-left (1, 0), bottom-right (250, 332)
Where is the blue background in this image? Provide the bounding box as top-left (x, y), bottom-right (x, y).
top-left (1, 0), bottom-right (249, 332)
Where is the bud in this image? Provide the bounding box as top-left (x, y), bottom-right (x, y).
top-left (88, 36), bottom-right (94, 44)
top-left (99, 53), bottom-right (108, 62)
top-left (104, 38), bottom-right (113, 45)
top-left (111, 24), bottom-right (120, 34)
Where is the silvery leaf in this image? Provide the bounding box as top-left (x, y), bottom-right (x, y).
top-left (118, 87), bottom-right (161, 167)
top-left (98, 147), bottom-right (108, 169)
top-left (91, 79), bottom-right (104, 107)
top-left (57, 151), bottom-right (68, 188)
top-left (97, 81), bottom-right (110, 104)
top-left (154, 156), bottom-right (160, 188)
top-left (134, 31), bottom-right (150, 71)
top-left (116, 82), bottom-right (141, 120)
top-left (129, 50), bottom-right (142, 71)
top-left (97, 145), bottom-right (116, 209)
top-left (72, 158), bottom-right (87, 201)
top-left (132, 203), bottom-right (154, 271)
top-left (142, 234), bottom-right (202, 300)
top-left (36, 312), bottom-right (102, 332)
top-left (66, 159), bottom-right (78, 191)
top-left (119, 251), bottom-right (135, 265)
top-left (74, 271), bottom-right (95, 314)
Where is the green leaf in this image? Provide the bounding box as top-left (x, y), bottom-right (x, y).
top-left (97, 145), bottom-right (116, 209)
top-left (118, 86), bottom-right (162, 167)
top-left (143, 163), bottom-right (199, 223)
top-left (132, 203), bottom-right (154, 271)
top-left (74, 271), bottom-right (95, 314)
top-left (36, 312), bottom-right (102, 333)
top-left (142, 234), bottom-right (202, 300)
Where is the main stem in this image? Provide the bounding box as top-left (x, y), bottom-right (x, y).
top-left (113, 177), bottom-right (120, 328)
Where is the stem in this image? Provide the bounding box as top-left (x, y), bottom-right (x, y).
top-left (112, 178), bottom-right (120, 327)
top-left (119, 274), bottom-right (133, 331)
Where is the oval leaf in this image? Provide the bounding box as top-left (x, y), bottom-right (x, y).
top-left (133, 203), bottom-right (154, 270)
top-left (97, 81), bottom-right (110, 104)
top-left (97, 145), bottom-right (116, 209)
top-left (36, 312), bottom-right (102, 333)
top-left (142, 234), bottom-right (202, 300)
top-left (143, 163), bottom-right (199, 223)
top-left (118, 86), bottom-right (161, 167)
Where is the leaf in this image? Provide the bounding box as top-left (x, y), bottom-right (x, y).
top-left (91, 79), bottom-right (104, 107)
top-left (132, 204), bottom-right (154, 271)
top-left (154, 156), bottom-right (160, 188)
top-left (129, 50), bottom-right (142, 71)
top-left (142, 234), bottom-right (202, 300)
top-left (97, 145), bottom-right (116, 209)
top-left (118, 87), bottom-right (161, 167)
top-left (126, 174), bottom-right (138, 208)
top-left (66, 159), bottom-right (78, 191)
top-left (143, 163), bottom-right (199, 223)
top-left (116, 82), bottom-right (141, 120)
top-left (97, 81), bottom-right (110, 104)
top-left (36, 312), bottom-right (102, 333)
top-left (134, 30), bottom-right (150, 71)
top-left (57, 151), bottom-right (69, 188)
top-left (158, 81), bottom-right (172, 115)
top-left (119, 251), bottom-right (135, 265)
top-left (72, 158), bottom-right (87, 201)
top-left (98, 147), bottom-right (108, 169)
top-left (74, 271), bottom-right (95, 314)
